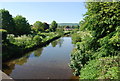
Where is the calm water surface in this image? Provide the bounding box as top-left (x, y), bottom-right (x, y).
top-left (3, 37), bottom-right (78, 79)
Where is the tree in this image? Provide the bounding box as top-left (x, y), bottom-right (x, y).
top-left (43, 22), bottom-right (49, 30)
top-left (34, 48), bottom-right (43, 57)
top-left (83, 2), bottom-right (120, 51)
top-left (13, 15), bottom-right (31, 35)
top-left (0, 9), bottom-right (15, 34)
top-left (50, 21), bottom-right (58, 32)
top-left (32, 21), bottom-right (44, 32)
top-left (70, 2), bottom-right (120, 77)
top-left (80, 2), bottom-right (120, 60)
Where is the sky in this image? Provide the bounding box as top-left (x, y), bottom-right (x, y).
top-left (0, 2), bottom-right (87, 24)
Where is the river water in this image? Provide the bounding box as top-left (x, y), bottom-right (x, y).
top-left (2, 37), bottom-right (78, 79)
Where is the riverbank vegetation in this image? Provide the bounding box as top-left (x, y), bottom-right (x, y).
top-left (1, 1), bottom-right (120, 79)
top-left (70, 2), bottom-right (120, 79)
top-left (1, 9), bottom-right (70, 62)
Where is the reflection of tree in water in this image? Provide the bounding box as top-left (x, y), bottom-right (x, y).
top-left (51, 40), bottom-right (58, 47)
top-left (58, 38), bottom-right (64, 47)
top-left (2, 47), bottom-right (43, 75)
top-left (2, 54), bottom-right (30, 75)
top-left (34, 48), bottom-right (43, 57)
top-left (51, 38), bottom-right (64, 47)
top-left (15, 55), bottom-right (29, 65)
top-left (2, 63), bottom-right (15, 76)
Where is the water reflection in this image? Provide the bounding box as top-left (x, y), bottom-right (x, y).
top-left (51, 40), bottom-right (58, 47)
top-left (2, 38), bottom-right (64, 75)
top-left (51, 38), bottom-right (64, 47)
top-left (2, 48), bottom-right (44, 75)
top-left (2, 37), bottom-right (78, 79)
top-left (2, 53), bottom-right (30, 75)
top-left (3, 63), bottom-right (15, 76)
top-left (34, 48), bottom-right (43, 57)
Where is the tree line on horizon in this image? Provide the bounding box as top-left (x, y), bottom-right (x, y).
top-left (0, 9), bottom-right (58, 36)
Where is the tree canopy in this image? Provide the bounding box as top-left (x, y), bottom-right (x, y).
top-left (13, 15), bottom-right (31, 35)
top-left (0, 9), bottom-right (15, 34)
top-left (81, 2), bottom-right (120, 52)
top-left (43, 22), bottom-right (49, 30)
top-left (32, 21), bottom-right (44, 32)
top-left (70, 2), bottom-right (120, 79)
top-left (50, 21), bottom-right (58, 32)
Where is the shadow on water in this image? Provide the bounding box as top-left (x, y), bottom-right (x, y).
top-left (2, 37), bottom-right (79, 80)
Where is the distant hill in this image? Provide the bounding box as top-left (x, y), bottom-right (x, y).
top-left (58, 23), bottom-right (79, 26)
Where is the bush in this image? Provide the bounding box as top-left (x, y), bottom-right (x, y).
top-left (80, 56), bottom-right (119, 79)
top-left (8, 35), bottom-right (35, 48)
top-left (37, 32), bottom-right (46, 38)
top-left (33, 35), bottom-right (42, 45)
top-left (7, 32), bottom-right (60, 49)
top-left (69, 48), bottom-right (83, 76)
top-left (71, 33), bottom-right (81, 44)
top-left (70, 31), bottom-right (94, 75)
top-left (7, 34), bottom-right (15, 42)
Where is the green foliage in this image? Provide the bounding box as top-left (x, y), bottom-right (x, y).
top-left (13, 15), bottom-right (31, 35)
top-left (32, 22), bottom-right (49, 33)
top-left (37, 32), bottom-right (46, 38)
top-left (7, 34), bottom-right (46, 49)
top-left (0, 9), bottom-right (15, 34)
top-left (70, 31), bottom-right (93, 76)
top-left (50, 21), bottom-right (58, 32)
top-left (56, 28), bottom-right (64, 36)
top-left (32, 21), bottom-right (44, 32)
top-left (71, 33), bottom-right (81, 44)
top-left (11, 35), bottom-right (35, 48)
top-left (41, 32), bottom-right (59, 42)
top-left (51, 40), bottom-right (58, 47)
top-left (7, 34), bottom-right (15, 42)
top-left (70, 49), bottom-right (84, 76)
top-left (72, 25), bottom-right (79, 29)
top-left (80, 56), bottom-right (119, 79)
top-left (0, 29), bottom-right (7, 41)
top-left (1, 9), bottom-right (67, 62)
top-left (33, 35), bottom-right (42, 45)
top-left (80, 59), bottom-right (100, 79)
top-left (45, 29), bottom-right (49, 33)
top-left (7, 32), bottom-right (61, 49)
top-left (70, 2), bottom-right (120, 79)
top-left (3, 31), bottom-right (64, 61)
top-left (43, 22), bottom-right (49, 30)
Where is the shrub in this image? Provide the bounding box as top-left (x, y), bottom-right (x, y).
top-left (7, 34), bottom-right (15, 42)
top-left (80, 56), bottom-right (119, 79)
top-left (72, 33), bottom-right (81, 44)
top-left (8, 35), bottom-right (35, 48)
top-left (33, 35), bottom-right (42, 45)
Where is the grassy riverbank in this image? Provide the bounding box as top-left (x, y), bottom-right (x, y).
top-left (2, 31), bottom-right (70, 62)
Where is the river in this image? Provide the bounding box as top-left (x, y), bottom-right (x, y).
top-left (2, 36), bottom-right (78, 79)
